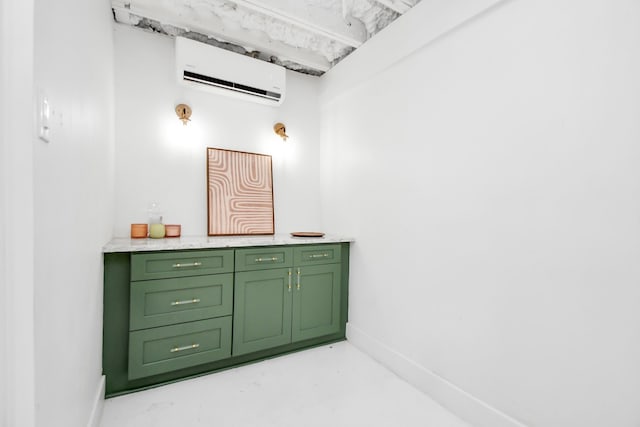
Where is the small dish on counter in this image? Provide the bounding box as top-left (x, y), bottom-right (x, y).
top-left (290, 232), bottom-right (324, 237)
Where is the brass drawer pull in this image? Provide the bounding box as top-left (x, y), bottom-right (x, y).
top-left (171, 298), bottom-right (201, 306)
top-left (172, 261), bottom-right (202, 268)
top-left (309, 253), bottom-right (329, 259)
top-left (170, 343), bottom-right (200, 353)
top-left (296, 268), bottom-right (301, 290)
top-left (288, 269), bottom-right (292, 292)
top-left (255, 257), bottom-right (279, 263)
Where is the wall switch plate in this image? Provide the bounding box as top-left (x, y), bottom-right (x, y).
top-left (38, 93), bottom-right (50, 143)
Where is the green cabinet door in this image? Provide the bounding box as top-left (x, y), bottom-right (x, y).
top-left (131, 249), bottom-right (234, 281)
top-left (128, 316), bottom-right (232, 380)
top-left (129, 273), bottom-right (234, 331)
top-left (292, 264), bottom-right (341, 342)
top-left (233, 268), bottom-right (293, 356)
top-left (235, 247), bottom-right (293, 272)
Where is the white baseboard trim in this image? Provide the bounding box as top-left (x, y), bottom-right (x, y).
top-left (346, 323), bottom-right (527, 427)
top-left (87, 375), bottom-right (105, 427)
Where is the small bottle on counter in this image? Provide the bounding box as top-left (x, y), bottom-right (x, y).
top-left (149, 223), bottom-right (166, 239)
top-left (147, 202), bottom-right (165, 239)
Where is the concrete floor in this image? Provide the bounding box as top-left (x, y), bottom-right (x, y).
top-left (100, 341), bottom-right (471, 427)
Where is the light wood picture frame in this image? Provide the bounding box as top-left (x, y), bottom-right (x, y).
top-left (207, 147), bottom-right (275, 236)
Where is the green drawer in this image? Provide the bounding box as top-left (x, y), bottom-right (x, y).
top-left (130, 273), bottom-right (233, 331)
top-left (131, 249), bottom-right (234, 281)
top-left (235, 247), bottom-right (293, 271)
top-left (128, 317), bottom-right (232, 380)
top-left (293, 244), bottom-right (341, 266)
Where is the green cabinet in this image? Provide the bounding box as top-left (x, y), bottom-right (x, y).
top-left (129, 273), bottom-right (233, 330)
top-left (233, 245), bottom-right (342, 356)
top-left (233, 268), bottom-right (293, 355)
top-left (292, 263), bottom-right (341, 342)
top-left (131, 249), bottom-right (234, 280)
top-left (127, 250), bottom-right (234, 380)
top-left (128, 317), bottom-right (232, 380)
top-left (103, 242), bottom-right (350, 397)
top-left (235, 247), bottom-right (293, 271)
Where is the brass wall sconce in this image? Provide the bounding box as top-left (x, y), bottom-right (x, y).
top-left (273, 122), bottom-right (288, 141)
top-left (175, 103), bottom-right (192, 125)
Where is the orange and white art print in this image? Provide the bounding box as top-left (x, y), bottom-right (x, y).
top-left (207, 148), bottom-right (274, 236)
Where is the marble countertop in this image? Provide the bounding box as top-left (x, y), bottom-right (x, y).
top-left (103, 234), bottom-right (355, 253)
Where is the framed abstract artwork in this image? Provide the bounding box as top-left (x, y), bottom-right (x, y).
top-left (207, 147), bottom-right (274, 236)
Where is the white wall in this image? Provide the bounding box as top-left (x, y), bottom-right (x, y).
top-left (113, 25), bottom-right (323, 237)
top-left (320, 0), bottom-right (640, 426)
top-left (33, 0), bottom-right (114, 425)
top-left (0, 0), bottom-right (36, 426)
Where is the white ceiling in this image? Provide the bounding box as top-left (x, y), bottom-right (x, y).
top-left (111, 0), bottom-right (422, 76)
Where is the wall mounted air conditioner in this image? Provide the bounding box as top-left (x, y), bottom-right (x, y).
top-left (176, 36), bottom-right (286, 106)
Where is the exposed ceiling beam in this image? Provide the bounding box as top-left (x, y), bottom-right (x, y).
top-left (373, 0), bottom-right (411, 14)
top-left (112, 2), bottom-right (332, 72)
top-left (227, 0), bottom-right (366, 48)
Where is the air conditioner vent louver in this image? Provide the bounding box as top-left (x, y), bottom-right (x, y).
top-left (183, 71), bottom-right (282, 102)
top-left (176, 37), bottom-right (286, 106)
